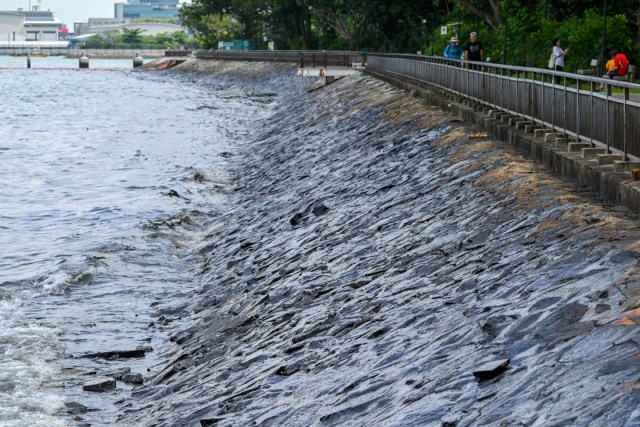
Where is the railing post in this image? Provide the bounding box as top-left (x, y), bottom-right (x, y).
top-left (551, 76), bottom-right (556, 131)
top-left (606, 91), bottom-right (610, 153)
top-left (515, 69), bottom-right (519, 118)
top-left (624, 87), bottom-right (629, 160)
top-left (563, 76), bottom-right (568, 139)
top-left (576, 79), bottom-right (582, 145)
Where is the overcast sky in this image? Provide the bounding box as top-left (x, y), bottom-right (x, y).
top-left (9, 1), bottom-right (187, 27)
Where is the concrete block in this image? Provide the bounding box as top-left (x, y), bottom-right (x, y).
top-left (598, 154), bottom-right (623, 165)
top-left (568, 142), bottom-right (591, 153)
top-left (515, 121), bottom-right (533, 130)
top-left (524, 124), bottom-right (541, 134)
top-left (582, 148), bottom-right (606, 159)
top-left (614, 161), bottom-right (640, 173)
top-left (544, 133), bottom-right (564, 142)
top-left (495, 124), bottom-right (511, 141)
top-left (534, 128), bottom-right (552, 138)
top-left (554, 138), bottom-right (568, 148)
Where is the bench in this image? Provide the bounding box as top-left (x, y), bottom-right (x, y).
top-left (577, 58), bottom-right (599, 75)
top-left (612, 64), bottom-right (636, 81)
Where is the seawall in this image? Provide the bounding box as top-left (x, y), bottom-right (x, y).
top-left (118, 61), bottom-right (640, 426)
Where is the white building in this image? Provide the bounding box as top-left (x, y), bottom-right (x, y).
top-left (75, 20), bottom-right (183, 37)
top-left (0, 12), bottom-right (26, 42)
top-left (0, 9), bottom-right (62, 42)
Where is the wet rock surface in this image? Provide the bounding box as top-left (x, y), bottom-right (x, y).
top-left (82, 378), bottom-right (116, 393)
top-left (120, 63), bottom-right (640, 426)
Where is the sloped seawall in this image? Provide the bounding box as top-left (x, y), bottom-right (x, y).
top-left (121, 62), bottom-right (640, 426)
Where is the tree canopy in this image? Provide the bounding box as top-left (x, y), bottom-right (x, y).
top-left (180, 0), bottom-right (640, 71)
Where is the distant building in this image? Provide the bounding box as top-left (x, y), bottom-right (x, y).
top-left (58, 25), bottom-right (69, 40)
top-left (0, 12), bottom-right (25, 42)
top-left (74, 18), bottom-right (127, 36)
top-left (0, 9), bottom-right (63, 42)
top-left (93, 22), bottom-right (183, 36)
top-left (71, 2), bottom-right (186, 37)
top-left (75, 18), bottom-right (182, 37)
top-left (115, 1), bottom-right (181, 21)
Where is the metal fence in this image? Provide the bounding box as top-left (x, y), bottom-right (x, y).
top-left (196, 50), bottom-right (365, 68)
top-left (197, 50), bottom-right (304, 63)
top-left (193, 50), bottom-right (640, 160)
top-left (367, 54), bottom-right (640, 160)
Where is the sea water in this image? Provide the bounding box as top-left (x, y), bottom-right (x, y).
top-left (0, 56), bottom-right (279, 425)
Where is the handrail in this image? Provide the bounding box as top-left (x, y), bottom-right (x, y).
top-left (196, 50), bottom-right (366, 68)
top-left (366, 54), bottom-right (640, 160)
top-left (194, 50), bottom-right (640, 160)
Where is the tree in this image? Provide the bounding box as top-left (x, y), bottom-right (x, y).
top-left (199, 14), bottom-right (246, 48)
top-left (122, 28), bottom-right (145, 44)
top-left (269, 0), bottom-right (314, 49)
top-left (104, 30), bottom-right (121, 48)
top-left (178, 0), bottom-right (640, 61)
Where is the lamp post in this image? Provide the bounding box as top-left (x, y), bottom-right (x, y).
top-left (421, 18), bottom-right (427, 55)
top-left (600, 0), bottom-right (608, 76)
top-left (475, 0), bottom-right (480, 36)
top-left (503, 17), bottom-right (508, 64)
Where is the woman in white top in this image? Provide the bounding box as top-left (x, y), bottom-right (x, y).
top-left (552, 38), bottom-right (569, 84)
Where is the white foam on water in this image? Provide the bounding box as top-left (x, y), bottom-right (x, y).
top-left (0, 296), bottom-right (68, 426)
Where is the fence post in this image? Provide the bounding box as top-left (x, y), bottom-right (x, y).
top-left (624, 87), bottom-right (629, 159)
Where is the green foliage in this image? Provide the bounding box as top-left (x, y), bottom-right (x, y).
top-left (133, 17), bottom-right (180, 25)
top-left (122, 28), bottom-right (145, 44)
top-left (81, 35), bottom-right (110, 49)
top-left (81, 30), bottom-right (198, 49)
top-left (197, 14), bottom-right (246, 48)
top-left (178, 0), bottom-right (640, 66)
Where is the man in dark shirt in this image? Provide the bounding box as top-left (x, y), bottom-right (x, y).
top-left (465, 32), bottom-right (484, 70)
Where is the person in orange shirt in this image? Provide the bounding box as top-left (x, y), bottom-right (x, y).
top-left (605, 58), bottom-right (615, 74)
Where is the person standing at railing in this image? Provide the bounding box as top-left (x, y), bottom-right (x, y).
top-left (464, 32), bottom-right (484, 70)
top-left (552, 38), bottom-right (569, 84)
top-left (597, 50), bottom-right (629, 90)
top-left (444, 37), bottom-right (464, 66)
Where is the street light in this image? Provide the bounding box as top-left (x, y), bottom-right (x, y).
top-left (421, 18), bottom-right (427, 55)
top-left (503, 17), bottom-right (508, 64)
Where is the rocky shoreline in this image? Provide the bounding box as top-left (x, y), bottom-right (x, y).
top-left (111, 60), bottom-right (640, 426)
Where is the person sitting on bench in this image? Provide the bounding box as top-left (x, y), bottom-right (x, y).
top-left (597, 49), bottom-right (629, 90)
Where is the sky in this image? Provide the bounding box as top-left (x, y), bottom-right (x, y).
top-left (9, 1), bottom-right (187, 27)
